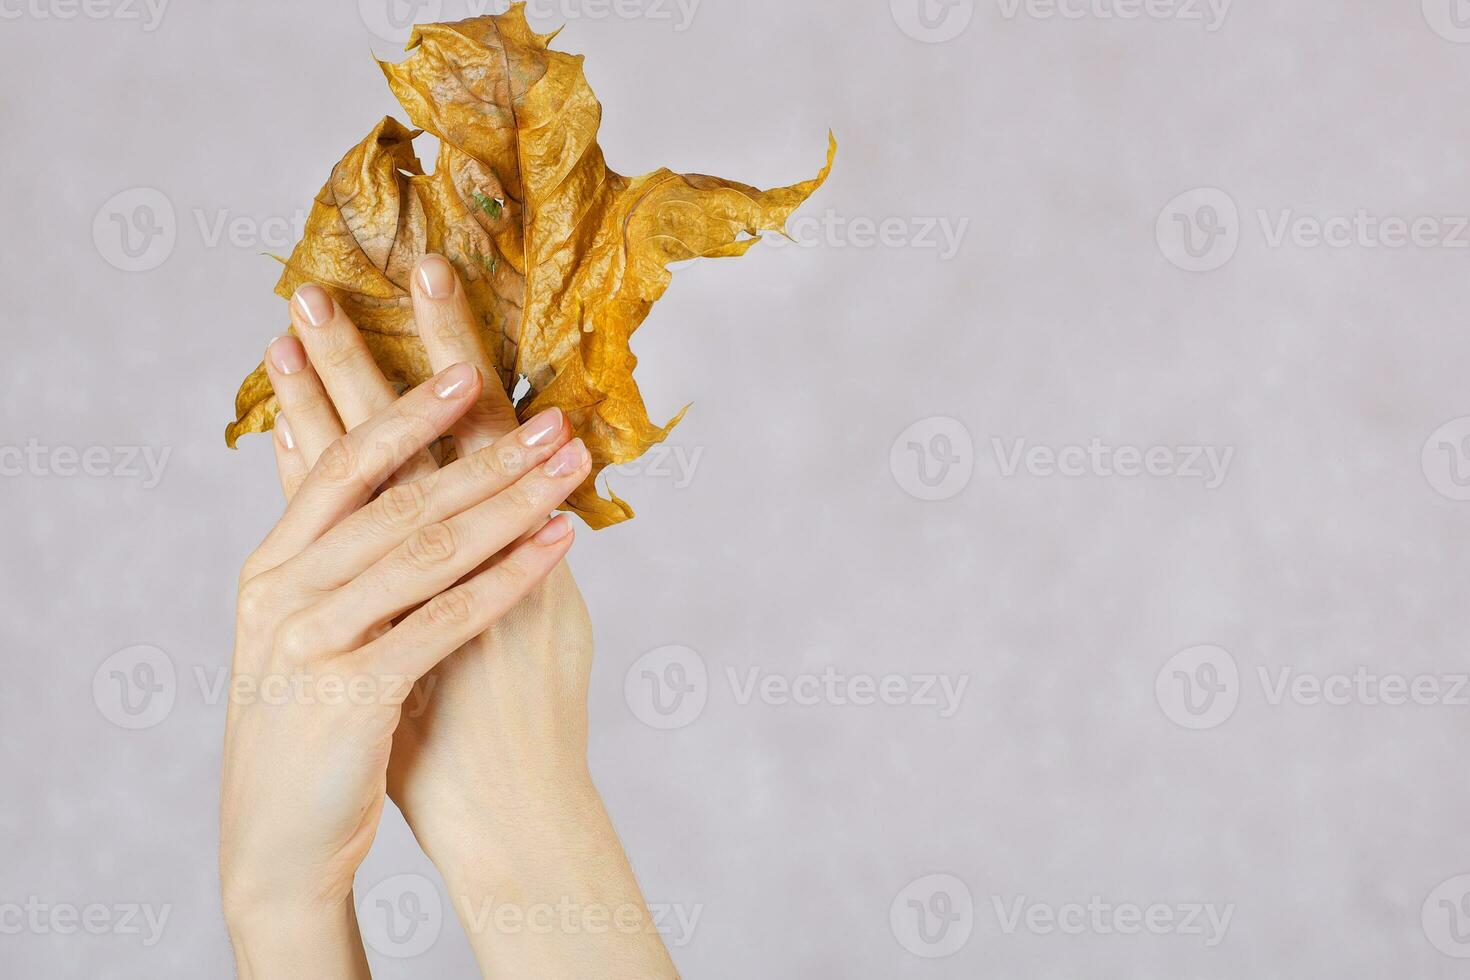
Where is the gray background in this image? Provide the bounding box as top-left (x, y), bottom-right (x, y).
top-left (4, 0), bottom-right (1470, 976)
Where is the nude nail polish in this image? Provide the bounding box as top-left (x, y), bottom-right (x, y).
top-left (292, 284), bottom-right (334, 327)
top-left (266, 335), bottom-right (306, 375)
top-left (417, 255), bottom-right (457, 299)
top-left (519, 408), bottom-right (563, 447)
top-left (532, 515), bottom-right (572, 545)
top-left (434, 362), bottom-right (477, 399)
top-left (275, 414), bottom-right (296, 451)
top-left (543, 439), bottom-right (588, 477)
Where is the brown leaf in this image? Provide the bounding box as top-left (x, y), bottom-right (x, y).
top-left (227, 3), bottom-right (834, 528)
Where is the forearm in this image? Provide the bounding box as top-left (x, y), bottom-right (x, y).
top-left (434, 782), bottom-right (679, 979)
top-left (225, 897), bottom-right (371, 980)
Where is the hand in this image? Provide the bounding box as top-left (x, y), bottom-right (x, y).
top-left (264, 255), bottom-right (678, 978)
top-left (263, 253), bottom-right (598, 848)
top-left (220, 348), bottom-right (589, 975)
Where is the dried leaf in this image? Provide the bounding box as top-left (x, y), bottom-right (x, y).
top-left (226, 3), bottom-right (834, 528)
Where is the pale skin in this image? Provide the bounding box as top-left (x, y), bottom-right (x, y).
top-left (220, 254), bottom-right (679, 978)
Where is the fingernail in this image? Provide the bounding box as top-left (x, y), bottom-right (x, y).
top-left (543, 438), bottom-right (588, 477)
top-left (416, 255), bottom-right (457, 300)
top-left (274, 414), bottom-right (296, 451)
top-left (519, 408), bottom-right (563, 447)
top-left (266, 335), bottom-right (306, 375)
top-left (292, 284), bottom-right (334, 327)
top-left (434, 362), bottom-right (478, 399)
top-left (532, 515), bottom-right (573, 545)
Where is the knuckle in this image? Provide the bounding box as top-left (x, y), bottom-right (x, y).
top-left (236, 574), bottom-right (276, 620)
top-left (493, 443), bottom-right (528, 476)
top-left (462, 444), bottom-right (510, 483)
top-left (275, 613), bottom-right (318, 666)
top-left (238, 552), bottom-right (269, 589)
top-left (424, 312), bottom-right (462, 347)
top-left (318, 343), bottom-right (366, 374)
top-left (375, 482), bottom-right (428, 529)
top-left (392, 404), bottom-right (435, 439)
top-left (405, 412), bottom-right (445, 452)
top-left (423, 588), bottom-right (475, 629)
top-left (375, 414), bottom-right (438, 467)
top-left (315, 438), bottom-right (357, 486)
top-left (497, 482), bottom-right (538, 514)
top-left (405, 522), bottom-right (457, 568)
top-left (493, 554), bottom-right (535, 591)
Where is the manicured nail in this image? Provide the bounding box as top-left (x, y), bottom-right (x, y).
top-left (519, 408), bottom-right (563, 447)
top-left (274, 414), bottom-right (296, 451)
top-left (266, 335), bottom-right (306, 375)
top-left (532, 515), bottom-right (572, 545)
top-left (292, 284), bottom-right (334, 327)
top-left (543, 438), bottom-right (588, 477)
top-left (434, 362), bottom-right (478, 399)
top-left (416, 255), bottom-right (457, 300)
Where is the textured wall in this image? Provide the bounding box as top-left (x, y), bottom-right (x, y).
top-left (3, 0), bottom-right (1470, 976)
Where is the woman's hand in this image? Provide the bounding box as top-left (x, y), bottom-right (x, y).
top-left (261, 255), bottom-right (679, 978)
top-left (219, 341), bottom-right (588, 975)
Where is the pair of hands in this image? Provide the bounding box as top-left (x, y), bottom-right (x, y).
top-left (219, 255), bottom-right (677, 978)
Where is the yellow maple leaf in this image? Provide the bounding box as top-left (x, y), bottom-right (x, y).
top-left (227, 3), bottom-right (834, 528)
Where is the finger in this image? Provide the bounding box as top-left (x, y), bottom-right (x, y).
top-left (304, 438), bottom-right (589, 646)
top-left (411, 255), bottom-right (520, 453)
top-left (362, 515), bottom-right (576, 683)
top-left (251, 362), bottom-right (483, 571)
top-left (282, 407), bottom-right (570, 589)
top-left (290, 283), bottom-right (438, 484)
top-left (264, 335), bottom-right (343, 466)
top-left (272, 414), bottom-right (309, 502)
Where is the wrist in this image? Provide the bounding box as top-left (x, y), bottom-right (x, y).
top-left (387, 738), bottom-right (675, 977)
top-left (421, 772), bottom-right (605, 880)
top-left (430, 785), bottom-right (679, 980)
top-left (220, 862), bottom-right (356, 929)
top-left (225, 894), bottom-right (370, 979)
